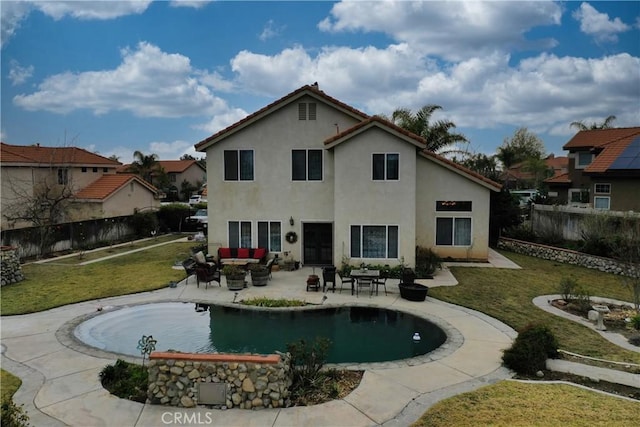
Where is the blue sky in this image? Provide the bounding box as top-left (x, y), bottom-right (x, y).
top-left (1, 1), bottom-right (639, 163)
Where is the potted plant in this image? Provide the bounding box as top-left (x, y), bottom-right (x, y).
top-left (249, 263), bottom-right (269, 287)
top-left (222, 265), bottom-right (246, 290)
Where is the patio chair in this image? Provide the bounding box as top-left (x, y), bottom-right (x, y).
top-left (356, 277), bottom-right (374, 297)
top-left (195, 264), bottom-right (221, 289)
top-left (182, 258), bottom-right (197, 285)
top-left (338, 271), bottom-right (355, 295)
top-left (322, 266), bottom-right (337, 292)
top-left (373, 268), bottom-right (389, 296)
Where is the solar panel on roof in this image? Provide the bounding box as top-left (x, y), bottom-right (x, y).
top-left (609, 136), bottom-right (640, 169)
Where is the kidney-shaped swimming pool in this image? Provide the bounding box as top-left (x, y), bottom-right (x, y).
top-left (74, 302), bottom-right (447, 363)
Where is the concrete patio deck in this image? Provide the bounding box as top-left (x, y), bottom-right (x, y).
top-left (1, 249), bottom-right (518, 427)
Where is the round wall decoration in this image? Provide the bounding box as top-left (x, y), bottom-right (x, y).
top-left (285, 231), bottom-right (298, 244)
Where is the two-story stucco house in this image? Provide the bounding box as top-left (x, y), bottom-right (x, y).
top-left (1, 142), bottom-right (160, 230)
top-left (545, 127), bottom-right (640, 211)
top-left (195, 85), bottom-right (501, 267)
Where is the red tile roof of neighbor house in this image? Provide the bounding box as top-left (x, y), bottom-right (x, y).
top-left (194, 84), bottom-right (370, 150)
top-left (0, 142), bottom-right (121, 166)
top-left (157, 160), bottom-right (203, 173)
top-left (563, 127), bottom-right (640, 150)
top-left (503, 154), bottom-right (568, 182)
top-left (544, 172), bottom-right (571, 184)
top-left (74, 174), bottom-right (158, 200)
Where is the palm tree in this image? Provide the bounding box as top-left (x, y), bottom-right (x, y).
top-left (129, 150), bottom-right (161, 184)
top-left (570, 115), bottom-right (617, 131)
top-left (390, 105), bottom-right (468, 155)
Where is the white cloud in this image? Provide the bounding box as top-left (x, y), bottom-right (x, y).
top-left (1, 1), bottom-right (152, 48)
top-left (319, 0), bottom-right (562, 61)
top-left (13, 42), bottom-right (232, 118)
top-left (572, 2), bottom-right (630, 43)
top-left (259, 19), bottom-right (284, 41)
top-left (195, 108), bottom-right (249, 135)
top-left (228, 43), bottom-right (640, 140)
top-left (36, 0), bottom-right (152, 20)
top-left (169, 0), bottom-right (212, 9)
top-left (8, 59), bottom-right (34, 85)
top-left (149, 140), bottom-right (195, 160)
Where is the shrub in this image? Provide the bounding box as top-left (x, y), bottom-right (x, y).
top-left (630, 314), bottom-right (640, 331)
top-left (502, 323), bottom-right (559, 375)
top-left (558, 277), bottom-right (578, 301)
top-left (99, 359), bottom-right (148, 403)
top-left (415, 246), bottom-right (442, 278)
top-left (287, 337), bottom-right (331, 388)
top-left (242, 297), bottom-right (307, 307)
top-left (629, 333), bottom-right (640, 347)
top-left (503, 224), bottom-right (538, 242)
top-left (1, 400), bottom-right (29, 427)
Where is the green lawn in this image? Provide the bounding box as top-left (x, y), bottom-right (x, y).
top-left (1, 369), bottom-right (21, 404)
top-left (412, 381), bottom-right (640, 427)
top-left (0, 241), bottom-right (195, 315)
top-left (430, 251), bottom-right (640, 364)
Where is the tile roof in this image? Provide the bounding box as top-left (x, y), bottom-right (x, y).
top-left (157, 160), bottom-right (204, 173)
top-left (194, 84), bottom-right (370, 151)
top-left (0, 142), bottom-right (121, 166)
top-left (544, 172), bottom-right (571, 184)
top-left (585, 134), bottom-right (640, 173)
top-left (563, 127), bottom-right (640, 150)
top-left (502, 155), bottom-right (568, 181)
top-left (74, 174), bottom-right (158, 200)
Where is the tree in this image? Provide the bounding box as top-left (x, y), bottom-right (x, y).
top-left (180, 153), bottom-right (196, 160)
top-left (496, 128), bottom-right (545, 168)
top-left (390, 105), bottom-right (469, 155)
top-left (2, 162), bottom-right (76, 258)
top-left (522, 157), bottom-right (554, 189)
top-left (570, 115), bottom-right (617, 131)
top-left (458, 153), bottom-right (501, 182)
top-left (129, 151), bottom-right (161, 184)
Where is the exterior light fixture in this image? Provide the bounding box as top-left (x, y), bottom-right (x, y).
top-left (289, 216), bottom-right (294, 226)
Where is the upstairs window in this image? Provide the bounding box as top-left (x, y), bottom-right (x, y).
top-left (576, 152), bottom-right (593, 168)
top-left (372, 153), bottom-right (399, 180)
top-left (298, 103), bottom-right (317, 120)
top-left (57, 168), bottom-right (69, 185)
top-left (81, 167), bottom-right (87, 173)
top-left (92, 167), bottom-right (98, 173)
top-left (594, 183), bottom-right (611, 194)
top-left (292, 149), bottom-right (323, 181)
top-left (224, 150), bottom-right (254, 181)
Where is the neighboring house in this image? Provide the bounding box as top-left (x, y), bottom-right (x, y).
top-left (118, 160), bottom-right (206, 201)
top-left (195, 85), bottom-right (501, 267)
top-left (545, 127), bottom-right (640, 211)
top-left (502, 154), bottom-right (568, 190)
top-left (1, 142), bottom-right (160, 230)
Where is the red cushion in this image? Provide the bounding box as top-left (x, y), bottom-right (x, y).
top-left (219, 248), bottom-right (232, 258)
top-left (237, 248), bottom-right (250, 258)
top-left (253, 248), bottom-right (266, 259)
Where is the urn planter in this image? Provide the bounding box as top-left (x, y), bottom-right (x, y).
top-left (250, 268), bottom-right (269, 286)
top-left (398, 282), bottom-right (429, 302)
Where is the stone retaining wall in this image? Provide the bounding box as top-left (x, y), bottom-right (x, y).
top-left (1, 246), bottom-right (24, 286)
top-left (497, 237), bottom-right (636, 276)
top-left (147, 352), bottom-right (292, 409)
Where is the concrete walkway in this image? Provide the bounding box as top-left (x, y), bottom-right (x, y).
top-left (1, 250), bottom-right (519, 427)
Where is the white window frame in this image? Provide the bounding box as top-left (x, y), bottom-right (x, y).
top-left (575, 152), bottom-right (593, 169)
top-left (435, 217), bottom-right (472, 247)
top-left (594, 183), bottom-right (611, 194)
top-left (291, 149), bottom-right (323, 181)
top-left (372, 153), bottom-right (400, 181)
top-left (594, 196), bottom-right (610, 210)
top-left (257, 221), bottom-right (282, 252)
top-left (228, 221), bottom-right (252, 248)
top-left (223, 149), bottom-right (254, 181)
top-left (350, 224), bottom-right (399, 259)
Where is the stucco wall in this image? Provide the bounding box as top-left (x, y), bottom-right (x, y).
top-left (205, 95), bottom-right (360, 260)
top-left (333, 127), bottom-right (417, 266)
top-left (416, 157), bottom-right (491, 260)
